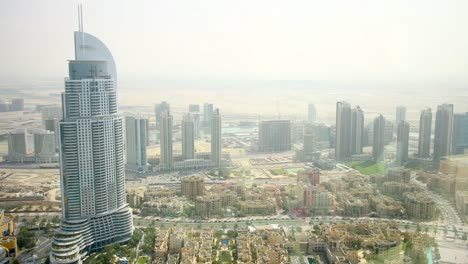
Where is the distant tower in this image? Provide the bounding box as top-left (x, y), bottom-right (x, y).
top-left (452, 113), bottom-right (468, 155)
top-left (44, 118), bottom-right (59, 151)
top-left (41, 105), bottom-right (62, 122)
top-left (189, 104), bottom-right (200, 113)
top-left (160, 111), bottom-right (173, 171)
top-left (418, 108), bottom-right (432, 158)
top-left (395, 106), bottom-right (406, 133)
top-left (396, 121), bottom-right (410, 165)
top-left (433, 104), bottom-right (454, 162)
top-left (182, 113), bottom-right (195, 160)
top-left (10, 98), bottom-right (24, 111)
top-left (50, 14), bottom-right (133, 263)
top-left (384, 120), bottom-right (394, 145)
top-left (350, 106), bottom-right (364, 155)
top-left (34, 130), bottom-right (56, 163)
top-left (0, 99), bottom-right (9, 112)
top-left (308, 103), bottom-right (317, 122)
top-left (7, 129), bottom-right (29, 162)
top-left (303, 133), bottom-right (315, 155)
top-left (125, 114), bottom-right (148, 172)
top-left (154, 101), bottom-right (170, 128)
top-left (335, 101), bottom-right (351, 162)
top-left (373, 115), bottom-right (386, 161)
top-left (203, 103), bottom-right (214, 128)
top-left (211, 109), bottom-right (222, 167)
top-left (189, 104), bottom-right (201, 139)
top-left (258, 120), bottom-right (291, 152)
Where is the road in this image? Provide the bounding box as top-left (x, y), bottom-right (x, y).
top-left (133, 215), bottom-right (466, 235)
top-left (135, 228), bottom-right (145, 260)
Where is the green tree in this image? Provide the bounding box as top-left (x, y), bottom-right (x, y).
top-left (17, 226), bottom-right (36, 249)
top-left (52, 215), bottom-right (60, 225)
top-left (44, 221), bottom-right (52, 236)
top-left (416, 224), bottom-right (422, 233)
top-left (462, 233), bottom-right (467, 240)
top-left (32, 215), bottom-right (40, 228)
top-left (39, 218), bottom-right (47, 230)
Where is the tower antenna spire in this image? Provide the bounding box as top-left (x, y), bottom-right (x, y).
top-left (80, 4), bottom-right (84, 32)
top-left (77, 4), bottom-right (81, 31)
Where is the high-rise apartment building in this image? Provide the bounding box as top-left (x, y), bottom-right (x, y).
top-left (125, 114), bottom-right (148, 172)
top-left (7, 129), bottom-right (29, 161)
top-left (303, 133), bottom-right (315, 155)
top-left (211, 109), bottom-right (222, 167)
top-left (452, 113), bottom-right (468, 155)
top-left (350, 106), bottom-right (364, 155)
top-left (50, 27), bottom-right (133, 263)
top-left (433, 104), bottom-right (454, 162)
top-left (45, 118), bottom-right (58, 133)
top-left (395, 106), bottom-right (406, 133)
top-left (189, 104), bottom-right (201, 139)
top-left (34, 130), bottom-right (56, 162)
top-left (160, 111), bottom-right (173, 171)
top-left (154, 101), bottom-right (170, 128)
top-left (373, 115), bottom-right (386, 161)
top-left (384, 120), bottom-right (394, 145)
top-left (182, 113), bottom-right (195, 160)
top-left (396, 121), bottom-right (410, 165)
top-left (258, 120), bottom-right (291, 152)
top-left (308, 103), bottom-right (317, 123)
top-left (418, 108), bottom-right (432, 158)
top-left (203, 103), bottom-right (214, 128)
top-left (335, 101), bottom-right (351, 161)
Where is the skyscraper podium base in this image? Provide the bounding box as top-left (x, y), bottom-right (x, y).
top-left (50, 205), bottom-right (133, 264)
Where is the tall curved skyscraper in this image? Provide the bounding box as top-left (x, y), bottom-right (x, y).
top-left (50, 30), bottom-right (133, 264)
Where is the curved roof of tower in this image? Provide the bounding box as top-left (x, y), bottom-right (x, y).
top-left (74, 31), bottom-right (117, 81)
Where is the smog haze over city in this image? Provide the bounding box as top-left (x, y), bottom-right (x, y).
top-left (1, 1), bottom-right (468, 264)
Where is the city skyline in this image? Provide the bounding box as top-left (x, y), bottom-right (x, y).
top-left (1, 2), bottom-right (468, 264)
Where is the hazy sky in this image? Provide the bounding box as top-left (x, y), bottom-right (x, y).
top-left (1, 0), bottom-right (468, 82)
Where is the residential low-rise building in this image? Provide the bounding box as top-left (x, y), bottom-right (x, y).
top-left (240, 200), bottom-right (275, 215)
top-left (142, 198), bottom-right (184, 216)
top-left (195, 194), bottom-right (221, 217)
top-left (403, 192), bottom-right (435, 220)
